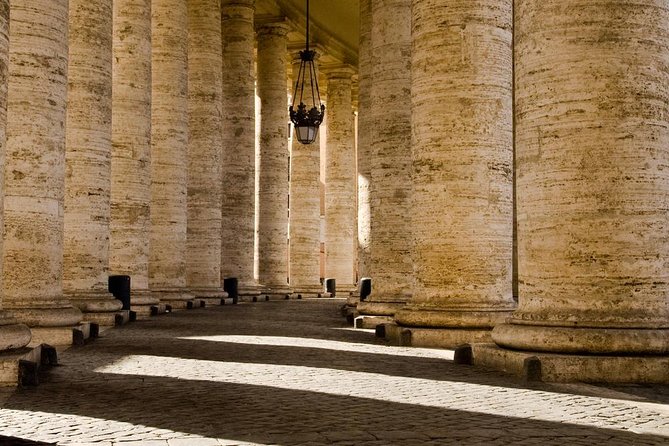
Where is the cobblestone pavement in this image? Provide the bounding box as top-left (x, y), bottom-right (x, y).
top-left (0, 299), bottom-right (668, 445)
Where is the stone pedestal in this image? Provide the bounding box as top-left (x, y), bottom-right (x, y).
top-left (111, 0), bottom-right (161, 316)
top-left (356, 0), bottom-right (412, 321)
top-left (186, 0), bottom-right (226, 302)
top-left (474, 0), bottom-right (669, 383)
top-left (64, 0), bottom-right (123, 326)
top-left (221, 0), bottom-right (258, 292)
top-left (4, 0), bottom-right (84, 342)
top-left (150, 0), bottom-right (193, 310)
top-left (256, 22), bottom-right (291, 296)
top-left (392, 0), bottom-right (515, 347)
top-left (323, 67), bottom-right (357, 293)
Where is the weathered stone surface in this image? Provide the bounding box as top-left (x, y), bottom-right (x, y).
top-left (4, 0), bottom-right (83, 331)
top-left (187, 0), bottom-right (225, 300)
top-left (394, 0), bottom-right (515, 335)
top-left (111, 0), bottom-right (160, 312)
top-left (256, 22), bottom-right (291, 294)
top-left (64, 0), bottom-right (122, 323)
top-left (289, 53), bottom-right (322, 296)
top-left (221, 0), bottom-right (258, 293)
top-left (491, 0), bottom-right (669, 356)
top-left (150, 0), bottom-right (192, 306)
top-left (323, 67), bottom-right (357, 292)
top-left (357, 0), bottom-right (412, 318)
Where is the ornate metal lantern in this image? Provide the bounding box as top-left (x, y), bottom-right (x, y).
top-left (289, 0), bottom-right (325, 145)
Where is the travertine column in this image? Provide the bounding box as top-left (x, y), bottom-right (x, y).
top-left (288, 54), bottom-right (323, 298)
top-left (64, 0), bottom-right (123, 326)
top-left (392, 0), bottom-right (515, 347)
top-left (111, 0), bottom-right (162, 318)
top-left (150, 0), bottom-right (193, 309)
top-left (489, 0), bottom-right (669, 359)
top-left (357, 0), bottom-right (412, 320)
top-left (4, 0), bottom-right (83, 344)
top-left (187, 0), bottom-right (227, 300)
top-left (324, 67), bottom-right (357, 293)
top-left (221, 0), bottom-right (259, 295)
top-left (0, 0), bottom-right (31, 351)
top-left (256, 22), bottom-right (291, 297)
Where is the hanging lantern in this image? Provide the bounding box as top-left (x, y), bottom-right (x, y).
top-left (289, 0), bottom-right (325, 145)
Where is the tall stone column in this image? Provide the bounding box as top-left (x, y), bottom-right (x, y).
top-left (357, 0), bottom-right (412, 324)
top-left (256, 22), bottom-right (291, 298)
top-left (473, 0), bottom-right (669, 383)
top-left (187, 0), bottom-right (227, 302)
top-left (391, 0), bottom-right (515, 348)
top-left (288, 53), bottom-right (323, 298)
top-left (4, 0), bottom-right (83, 344)
top-left (0, 0), bottom-right (31, 352)
top-left (324, 67), bottom-right (357, 293)
top-left (150, 0), bottom-right (193, 309)
top-left (221, 0), bottom-right (259, 297)
top-left (64, 0), bottom-right (123, 326)
top-left (111, 0), bottom-right (164, 318)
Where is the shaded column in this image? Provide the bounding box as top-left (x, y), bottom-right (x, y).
top-left (221, 0), bottom-right (260, 296)
top-left (64, 0), bottom-right (123, 326)
top-left (357, 0), bottom-right (412, 323)
top-left (473, 0), bottom-right (669, 383)
top-left (111, 0), bottom-right (163, 318)
top-left (288, 53), bottom-right (323, 298)
top-left (4, 0), bottom-right (83, 344)
top-left (323, 67), bottom-right (357, 293)
top-left (256, 22), bottom-right (291, 298)
top-left (0, 0), bottom-right (31, 352)
top-left (150, 0), bottom-right (193, 309)
top-left (187, 0), bottom-right (227, 301)
top-left (392, 0), bottom-right (515, 348)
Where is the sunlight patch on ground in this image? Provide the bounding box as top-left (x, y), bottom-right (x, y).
top-left (177, 335), bottom-right (455, 360)
top-left (96, 355), bottom-right (669, 438)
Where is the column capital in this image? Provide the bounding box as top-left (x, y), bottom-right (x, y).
top-left (321, 64), bottom-right (356, 80)
top-left (221, 0), bottom-right (255, 9)
top-left (255, 17), bottom-right (290, 36)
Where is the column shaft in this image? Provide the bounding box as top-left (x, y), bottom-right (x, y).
top-left (393, 0), bottom-right (515, 346)
top-left (64, 0), bottom-right (122, 325)
top-left (4, 0), bottom-right (82, 343)
top-left (256, 22), bottom-right (291, 296)
top-left (150, 0), bottom-right (192, 308)
top-left (187, 0), bottom-right (226, 300)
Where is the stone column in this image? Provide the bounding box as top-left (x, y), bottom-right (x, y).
top-left (472, 0), bottom-right (669, 383)
top-left (4, 0), bottom-right (83, 345)
top-left (187, 0), bottom-right (227, 301)
top-left (150, 0), bottom-right (193, 309)
top-left (324, 67), bottom-right (357, 293)
top-left (221, 0), bottom-right (260, 297)
top-left (391, 0), bottom-right (515, 348)
top-left (63, 0), bottom-right (123, 326)
top-left (256, 22), bottom-right (291, 298)
top-left (111, 0), bottom-right (164, 318)
top-left (0, 0), bottom-right (31, 352)
top-left (288, 53), bottom-right (323, 298)
top-left (356, 0), bottom-right (412, 325)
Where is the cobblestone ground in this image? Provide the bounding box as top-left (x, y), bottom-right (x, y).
top-left (0, 299), bottom-right (668, 445)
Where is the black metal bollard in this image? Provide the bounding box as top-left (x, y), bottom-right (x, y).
top-left (325, 278), bottom-right (336, 297)
top-left (359, 277), bottom-right (372, 301)
top-left (223, 277), bottom-right (239, 304)
top-left (108, 275), bottom-right (131, 310)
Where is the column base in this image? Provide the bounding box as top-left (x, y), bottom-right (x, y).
top-left (357, 299), bottom-right (407, 317)
top-left (0, 313), bottom-right (31, 351)
top-left (260, 285), bottom-right (293, 301)
top-left (130, 291), bottom-right (167, 320)
top-left (82, 310), bottom-right (129, 327)
top-left (290, 285), bottom-right (326, 299)
top-left (382, 322), bottom-right (493, 348)
top-left (67, 291), bottom-right (123, 326)
top-left (28, 321), bottom-right (94, 347)
top-left (0, 345), bottom-right (46, 386)
top-left (470, 343), bottom-right (669, 384)
top-left (5, 303), bottom-right (83, 328)
top-left (152, 288), bottom-right (196, 310)
top-left (395, 305), bottom-right (515, 329)
top-left (354, 315), bottom-right (394, 330)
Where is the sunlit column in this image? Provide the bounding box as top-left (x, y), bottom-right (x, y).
top-left (393, 0), bottom-right (515, 347)
top-left (186, 0), bottom-right (227, 301)
top-left (256, 21), bottom-right (291, 298)
top-left (357, 0), bottom-right (412, 321)
top-left (63, 0), bottom-right (123, 325)
top-left (4, 0), bottom-right (83, 344)
top-left (150, 0), bottom-right (193, 309)
top-left (323, 66), bottom-right (357, 293)
top-left (221, 0), bottom-right (259, 296)
top-left (111, 0), bottom-right (163, 318)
